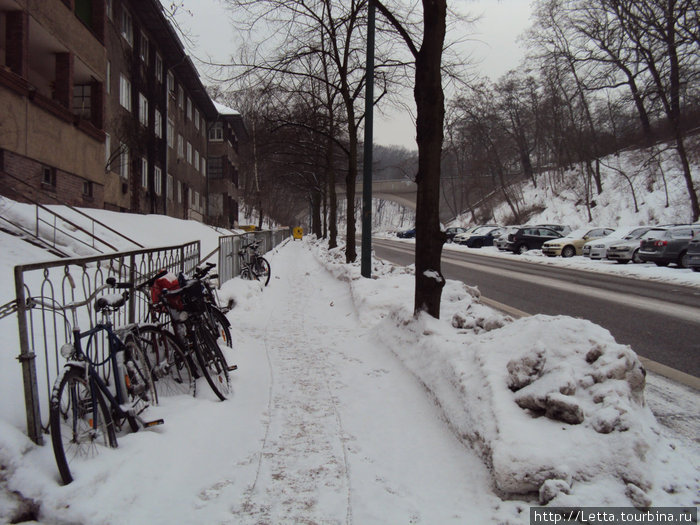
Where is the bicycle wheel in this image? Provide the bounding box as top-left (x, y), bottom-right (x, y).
top-left (192, 323), bottom-right (231, 401)
top-left (207, 305), bottom-right (233, 348)
top-left (122, 339), bottom-right (158, 411)
top-left (50, 366), bottom-right (117, 485)
top-left (131, 326), bottom-right (196, 398)
top-left (240, 266), bottom-right (254, 280)
top-left (253, 257), bottom-right (271, 286)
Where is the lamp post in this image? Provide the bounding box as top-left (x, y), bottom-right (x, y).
top-left (361, 0), bottom-right (375, 278)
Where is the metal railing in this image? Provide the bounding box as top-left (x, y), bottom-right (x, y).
top-left (11, 241), bottom-right (200, 445)
top-left (218, 229), bottom-right (291, 284)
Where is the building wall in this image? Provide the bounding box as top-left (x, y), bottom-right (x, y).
top-left (0, 0), bottom-right (106, 207)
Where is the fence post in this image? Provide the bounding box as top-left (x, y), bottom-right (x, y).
top-left (128, 253), bottom-right (136, 324)
top-left (14, 266), bottom-right (43, 445)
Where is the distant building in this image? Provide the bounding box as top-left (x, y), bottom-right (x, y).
top-left (0, 0), bottom-right (107, 207)
top-left (0, 0), bottom-right (245, 227)
top-left (208, 101), bottom-right (247, 228)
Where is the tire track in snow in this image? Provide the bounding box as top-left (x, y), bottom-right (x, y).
top-left (234, 246), bottom-right (353, 524)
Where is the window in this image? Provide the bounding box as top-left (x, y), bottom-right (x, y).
top-left (167, 174), bottom-right (173, 200)
top-left (209, 122), bottom-right (223, 141)
top-left (105, 133), bottom-right (111, 166)
top-left (119, 145), bottom-right (129, 179)
top-left (140, 32), bottom-right (149, 63)
top-left (154, 109), bottom-right (162, 138)
top-left (194, 109), bottom-right (200, 130)
top-left (82, 181), bottom-right (93, 198)
top-left (73, 84), bottom-right (91, 119)
top-left (186, 142), bottom-right (192, 164)
top-left (201, 157), bottom-right (206, 176)
top-left (106, 61), bottom-right (111, 94)
top-left (167, 119), bottom-right (174, 148)
top-left (119, 74), bottom-right (131, 111)
top-left (121, 7), bottom-right (133, 46)
top-left (187, 98), bottom-right (192, 121)
top-left (155, 53), bottom-right (163, 83)
top-left (141, 157), bottom-right (148, 188)
top-left (194, 150), bottom-right (199, 171)
top-left (177, 86), bottom-right (183, 109)
top-left (177, 181), bottom-right (182, 203)
top-left (138, 93), bottom-right (148, 126)
top-left (177, 134), bottom-right (184, 158)
top-left (106, 0), bottom-right (113, 19)
top-left (154, 166), bottom-right (162, 195)
top-left (42, 166), bottom-right (56, 187)
top-left (208, 156), bottom-right (223, 179)
top-left (167, 71), bottom-right (174, 94)
top-left (194, 191), bottom-right (200, 211)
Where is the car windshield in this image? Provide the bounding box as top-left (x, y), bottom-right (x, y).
top-left (563, 228), bottom-right (588, 239)
top-left (641, 229), bottom-right (667, 240)
top-left (623, 227), bottom-right (651, 240)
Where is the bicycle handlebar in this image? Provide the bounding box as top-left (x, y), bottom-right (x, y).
top-left (28, 280), bottom-right (120, 312)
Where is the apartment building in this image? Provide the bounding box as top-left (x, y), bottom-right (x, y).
top-left (1, 0), bottom-right (243, 227)
top-left (208, 101), bottom-right (247, 229)
top-left (0, 0), bottom-right (106, 207)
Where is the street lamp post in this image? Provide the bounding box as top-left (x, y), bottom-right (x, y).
top-left (361, 0), bottom-right (375, 278)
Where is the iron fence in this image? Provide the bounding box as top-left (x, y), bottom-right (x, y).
top-left (217, 229), bottom-right (291, 284)
top-left (12, 241), bottom-right (200, 445)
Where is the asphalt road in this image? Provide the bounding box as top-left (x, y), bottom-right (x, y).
top-left (371, 238), bottom-right (700, 379)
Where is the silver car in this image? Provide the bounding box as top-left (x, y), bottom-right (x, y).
top-left (606, 227), bottom-right (664, 264)
top-left (583, 226), bottom-right (652, 260)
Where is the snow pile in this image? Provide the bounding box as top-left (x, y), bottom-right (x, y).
top-left (306, 237), bottom-right (698, 507)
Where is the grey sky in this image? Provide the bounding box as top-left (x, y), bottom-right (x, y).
top-left (168, 0), bottom-right (534, 149)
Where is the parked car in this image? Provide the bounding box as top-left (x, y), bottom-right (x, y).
top-left (542, 227), bottom-right (615, 257)
top-left (506, 226), bottom-right (563, 254)
top-left (687, 232), bottom-right (700, 272)
top-left (456, 226), bottom-right (504, 248)
top-left (583, 226), bottom-right (652, 260)
top-left (535, 224), bottom-right (572, 236)
top-left (606, 227), bottom-right (663, 264)
top-left (453, 225), bottom-right (497, 244)
top-left (445, 227), bottom-right (468, 243)
top-left (397, 228), bottom-right (416, 239)
top-left (495, 226), bottom-right (521, 251)
top-left (638, 225), bottom-right (700, 267)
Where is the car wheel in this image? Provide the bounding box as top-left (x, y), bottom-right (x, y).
top-left (615, 259), bottom-right (630, 264)
top-left (678, 251), bottom-right (689, 268)
top-left (655, 261), bottom-right (669, 267)
top-left (517, 244), bottom-right (528, 255)
top-left (632, 249), bottom-right (642, 264)
top-left (692, 267), bottom-right (699, 273)
top-left (562, 245), bottom-right (576, 258)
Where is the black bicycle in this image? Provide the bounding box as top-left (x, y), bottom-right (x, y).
top-left (32, 278), bottom-right (162, 485)
top-left (239, 239), bottom-right (271, 286)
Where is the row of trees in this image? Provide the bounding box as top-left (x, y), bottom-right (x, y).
top-left (442, 0), bottom-right (699, 224)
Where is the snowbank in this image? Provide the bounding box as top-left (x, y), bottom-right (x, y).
top-left (307, 237), bottom-right (698, 507)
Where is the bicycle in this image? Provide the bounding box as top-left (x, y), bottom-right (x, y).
top-left (238, 239), bottom-right (271, 286)
top-left (153, 274), bottom-right (234, 401)
top-left (190, 262), bottom-right (233, 348)
top-left (31, 278), bottom-right (162, 485)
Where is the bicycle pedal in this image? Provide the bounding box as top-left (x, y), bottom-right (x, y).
top-left (227, 364), bottom-right (238, 372)
top-left (143, 419), bottom-right (164, 428)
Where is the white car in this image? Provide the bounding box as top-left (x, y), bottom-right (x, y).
top-left (582, 226), bottom-right (652, 260)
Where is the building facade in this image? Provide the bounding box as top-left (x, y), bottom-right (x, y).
top-left (0, 0), bottom-right (106, 207)
top-left (1, 0), bottom-right (243, 227)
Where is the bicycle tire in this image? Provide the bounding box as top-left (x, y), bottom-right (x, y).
top-left (130, 326), bottom-right (196, 398)
top-left (123, 339), bottom-right (158, 409)
top-left (207, 305), bottom-right (233, 348)
top-left (49, 366), bottom-right (117, 485)
top-left (193, 324), bottom-right (231, 400)
top-left (253, 257), bottom-right (271, 286)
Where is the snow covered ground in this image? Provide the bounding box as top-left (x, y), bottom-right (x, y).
top-left (1, 227), bottom-right (698, 523)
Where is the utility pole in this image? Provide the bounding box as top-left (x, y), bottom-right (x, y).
top-left (361, 0), bottom-right (375, 278)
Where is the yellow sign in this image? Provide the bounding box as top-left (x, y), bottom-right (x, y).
top-left (241, 225), bottom-right (257, 232)
top-left (293, 227), bottom-right (303, 240)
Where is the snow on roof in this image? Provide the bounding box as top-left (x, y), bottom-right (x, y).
top-left (213, 100), bottom-right (240, 116)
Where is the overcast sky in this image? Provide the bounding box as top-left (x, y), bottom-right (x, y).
top-left (167, 0), bottom-right (534, 150)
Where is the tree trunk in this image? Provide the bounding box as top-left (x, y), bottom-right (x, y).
top-left (327, 135), bottom-right (338, 249)
top-left (413, 0), bottom-right (447, 318)
top-left (345, 113), bottom-right (358, 262)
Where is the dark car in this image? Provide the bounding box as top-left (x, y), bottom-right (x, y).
top-left (445, 227), bottom-right (468, 243)
top-left (687, 232), bottom-right (700, 272)
top-left (506, 226), bottom-right (563, 254)
top-left (397, 228), bottom-right (416, 239)
top-left (638, 225), bottom-right (700, 267)
top-left (459, 226), bottom-right (504, 248)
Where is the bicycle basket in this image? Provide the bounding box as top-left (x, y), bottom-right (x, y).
top-left (151, 272), bottom-right (184, 311)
